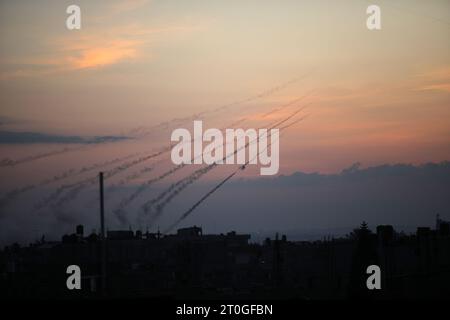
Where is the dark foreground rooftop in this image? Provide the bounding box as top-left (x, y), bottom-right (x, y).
top-left (1, 220), bottom-right (450, 299)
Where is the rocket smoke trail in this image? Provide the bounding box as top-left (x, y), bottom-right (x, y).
top-left (103, 134), bottom-right (215, 221)
top-left (1, 75), bottom-right (314, 219)
top-left (261, 89), bottom-right (314, 118)
top-left (132, 74), bottom-right (310, 138)
top-left (142, 164), bottom-right (217, 226)
top-left (114, 165), bottom-right (156, 187)
top-left (0, 154), bottom-right (140, 213)
top-left (145, 114), bottom-right (308, 226)
top-left (50, 149), bottom-right (168, 209)
top-left (110, 118), bottom-right (243, 205)
top-left (163, 115), bottom-right (308, 234)
top-left (227, 117), bottom-right (247, 128)
top-left (278, 114), bottom-right (310, 131)
top-left (207, 69), bottom-right (314, 116)
top-left (113, 163), bottom-right (187, 225)
top-left (34, 174), bottom-right (98, 211)
top-left (0, 75), bottom-right (310, 169)
top-left (205, 76), bottom-right (303, 114)
top-left (85, 158), bottom-right (167, 208)
top-left (0, 185), bottom-right (35, 217)
top-left (0, 137), bottom-right (135, 169)
top-left (41, 103), bottom-right (307, 216)
top-left (140, 107), bottom-right (309, 226)
top-left (0, 146), bottom-right (85, 168)
top-left (163, 170), bottom-right (238, 234)
top-left (20, 101), bottom-right (257, 213)
top-left (40, 153), bottom-right (140, 186)
top-left (113, 101), bottom-right (309, 221)
top-left (111, 115), bottom-right (264, 222)
top-left (114, 104), bottom-right (301, 224)
top-left (34, 149), bottom-right (166, 211)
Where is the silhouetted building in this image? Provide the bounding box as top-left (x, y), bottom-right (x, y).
top-left (107, 230), bottom-right (134, 240)
top-left (1, 221), bottom-right (449, 300)
top-left (377, 225), bottom-right (394, 246)
top-left (177, 226), bottom-right (202, 238)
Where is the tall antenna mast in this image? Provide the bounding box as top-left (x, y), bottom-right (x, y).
top-left (99, 172), bottom-right (106, 296)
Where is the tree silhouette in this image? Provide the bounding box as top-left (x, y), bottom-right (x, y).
top-left (348, 221), bottom-right (379, 299)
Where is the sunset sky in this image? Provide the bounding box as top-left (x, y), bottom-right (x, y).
top-left (0, 0), bottom-right (449, 242)
top-left (1, 0), bottom-right (449, 175)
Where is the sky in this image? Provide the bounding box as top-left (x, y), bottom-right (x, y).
top-left (0, 0), bottom-right (449, 242)
top-left (0, 0), bottom-right (449, 172)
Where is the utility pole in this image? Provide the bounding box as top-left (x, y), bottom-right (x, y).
top-left (99, 172), bottom-right (106, 296)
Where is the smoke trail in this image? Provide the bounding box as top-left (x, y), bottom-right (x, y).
top-left (138, 105), bottom-right (307, 218)
top-left (49, 149), bottom-right (167, 209)
top-left (0, 139), bottom-right (134, 169)
top-left (85, 158), bottom-right (167, 208)
top-left (261, 89), bottom-right (315, 118)
top-left (51, 177), bottom-right (97, 209)
top-left (0, 126), bottom-right (142, 170)
top-left (266, 104), bottom-right (309, 129)
top-left (114, 165), bottom-right (155, 187)
top-left (163, 170), bottom-right (238, 234)
top-left (113, 163), bottom-right (187, 225)
top-left (0, 153), bottom-right (140, 213)
top-left (144, 126), bottom-right (283, 225)
top-left (0, 185), bottom-right (35, 216)
top-left (209, 70), bottom-right (315, 116)
top-left (278, 114), bottom-right (310, 131)
top-left (1, 77), bottom-right (310, 214)
top-left (207, 77), bottom-right (302, 114)
top-left (1, 169), bottom-right (77, 212)
top-left (133, 74), bottom-right (309, 138)
top-left (22, 109), bottom-right (245, 210)
top-left (121, 101), bottom-right (305, 209)
top-left (42, 110), bottom-right (257, 212)
top-left (34, 175), bottom-right (95, 211)
top-left (39, 153), bottom-right (139, 187)
top-left (111, 115), bottom-right (261, 221)
top-left (77, 153), bottom-right (140, 175)
top-left (0, 146), bottom-right (143, 211)
top-left (227, 117), bottom-right (247, 128)
top-left (0, 75), bottom-right (309, 169)
top-left (142, 164), bottom-right (217, 226)
top-left (163, 115), bottom-right (308, 233)
top-left (34, 149), bottom-right (165, 211)
top-left (0, 146), bottom-right (85, 168)
top-left (141, 107), bottom-right (309, 225)
top-left (39, 169), bottom-right (77, 186)
top-left (112, 101), bottom-right (310, 224)
top-left (114, 129), bottom-right (246, 223)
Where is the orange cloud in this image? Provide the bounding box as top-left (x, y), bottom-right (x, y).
top-left (66, 40), bottom-right (141, 70)
top-left (419, 83), bottom-right (450, 93)
top-left (0, 22), bottom-right (200, 79)
top-left (415, 66), bottom-right (450, 93)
